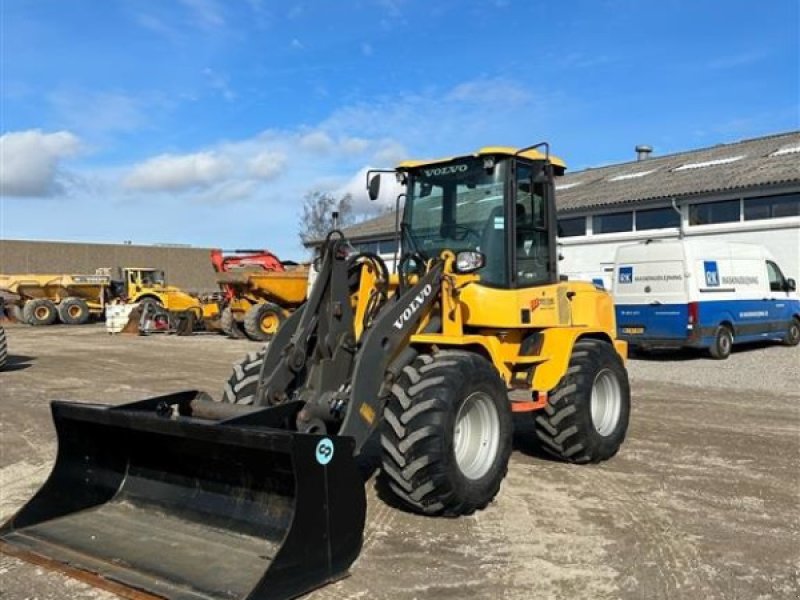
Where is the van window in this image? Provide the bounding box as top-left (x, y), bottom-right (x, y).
top-left (766, 261), bottom-right (785, 292)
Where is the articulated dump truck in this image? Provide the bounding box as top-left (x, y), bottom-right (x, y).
top-left (0, 144), bottom-right (631, 599)
top-left (0, 273), bottom-right (111, 325)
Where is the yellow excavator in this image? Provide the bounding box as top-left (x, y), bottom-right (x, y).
top-left (0, 143), bottom-right (630, 599)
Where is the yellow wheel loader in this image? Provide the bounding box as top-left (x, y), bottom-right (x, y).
top-left (0, 144), bottom-right (630, 599)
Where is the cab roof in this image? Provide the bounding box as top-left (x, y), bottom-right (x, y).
top-left (397, 145), bottom-right (567, 172)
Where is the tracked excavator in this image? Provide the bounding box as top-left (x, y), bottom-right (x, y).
top-left (0, 144), bottom-right (631, 600)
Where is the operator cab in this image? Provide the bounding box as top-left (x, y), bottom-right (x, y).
top-left (369, 146), bottom-right (566, 288)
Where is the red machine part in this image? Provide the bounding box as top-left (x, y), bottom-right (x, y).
top-left (210, 249), bottom-right (285, 274)
top-left (210, 249), bottom-right (286, 302)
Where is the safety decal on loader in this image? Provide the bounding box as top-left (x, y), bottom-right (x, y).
top-left (316, 438), bottom-right (334, 465)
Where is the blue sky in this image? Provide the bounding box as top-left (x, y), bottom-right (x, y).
top-left (1, 0), bottom-right (798, 259)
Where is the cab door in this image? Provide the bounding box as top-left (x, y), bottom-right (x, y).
top-left (766, 261), bottom-right (792, 334)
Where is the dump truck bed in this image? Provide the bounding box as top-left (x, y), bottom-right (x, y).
top-left (217, 270), bottom-right (308, 306)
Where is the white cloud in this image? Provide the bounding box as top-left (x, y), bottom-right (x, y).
top-left (0, 130), bottom-right (81, 197)
top-left (248, 150), bottom-right (286, 180)
top-left (192, 179), bottom-right (260, 204)
top-left (123, 152), bottom-right (232, 191)
top-left (340, 137), bottom-right (371, 155)
top-left (372, 140), bottom-right (408, 165)
top-left (291, 38), bottom-right (304, 50)
top-left (300, 130), bottom-right (335, 154)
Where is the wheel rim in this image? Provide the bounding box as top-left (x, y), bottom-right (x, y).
top-left (720, 331), bottom-right (731, 354)
top-left (453, 391), bottom-right (500, 480)
top-left (590, 369), bottom-right (622, 436)
top-left (35, 306), bottom-right (49, 320)
top-left (260, 312), bottom-right (279, 334)
top-left (68, 305), bottom-right (82, 318)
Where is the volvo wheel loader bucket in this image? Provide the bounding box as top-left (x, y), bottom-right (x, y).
top-left (0, 391), bottom-right (366, 600)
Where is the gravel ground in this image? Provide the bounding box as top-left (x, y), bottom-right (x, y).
top-left (0, 323), bottom-right (798, 600)
top-left (628, 342), bottom-right (800, 395)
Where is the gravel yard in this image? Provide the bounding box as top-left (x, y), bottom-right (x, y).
top-left (0, 323), bottom-right (798, 600)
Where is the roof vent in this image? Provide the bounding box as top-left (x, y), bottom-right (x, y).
top-left (635, 145), bottom-right (653, 161)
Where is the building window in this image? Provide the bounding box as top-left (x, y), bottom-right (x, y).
top-left (557, 217), bottom-right (586, 237)
top-left (689, 199), bottom-right (740, 225)
top-left (636, 206), bottom-right (681, 230)
top-left (743, 193), bottom-right (800, 221)
top-left (594, 211), bottom-right (633, 234)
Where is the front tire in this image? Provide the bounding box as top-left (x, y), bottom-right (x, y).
top-left (783, 318), bottom-right (800, 347)
top-left (221, 348), bottom-right (267, 405)
top-left (243, 302), bottom-right (285, 342)
top-left (709, 325), bottom-right (733, 360)
top-left (534, 338), bottom-right (630, 463)
top-left (379, 351), bottom-right (513, 516)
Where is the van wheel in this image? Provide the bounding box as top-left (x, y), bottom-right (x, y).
top-left (533, 339), bottom-right (630, 463)
top-left (709, 325), bottom-right (733, 360)
top-left (783, 318), bottom-right (800, 347)
top-left (378, 351), bottom-right (513, 516)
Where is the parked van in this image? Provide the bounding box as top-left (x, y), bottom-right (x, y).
top-left (612, 239), bottom-right (800, 358)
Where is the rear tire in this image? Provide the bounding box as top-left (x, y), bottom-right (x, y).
top-left (58, 297), bottom-right (90, 325)
top-left (0, 326), bottom-right (7, 370)
top-left (378, 351), bottom-right (513, 516)
top-left (243, 302), bottom-right (285, 342)
top-left (709, 325), bottom-right (733, 360)
top-left (221, 306), bottom-right (247, 339)
top-left (24, 299), bottom-right (58, 326)
top-left (221, 348), bottom-right (267, 405)
top-left (783, 318), bottom-right (800, 346)
top-left (533, 338), bottom-right (630, 463)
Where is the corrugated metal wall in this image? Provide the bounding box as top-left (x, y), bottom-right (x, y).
top-left (0, 240), bottom-right (219, 293)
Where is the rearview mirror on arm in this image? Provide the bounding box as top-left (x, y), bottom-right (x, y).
top-left (786, 278), bottom-right (796, 292)
top-left (368, 174), bottom-right (381, 201)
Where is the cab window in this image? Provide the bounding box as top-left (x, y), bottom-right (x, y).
top-left (766, 261), bottom-right (785, 292)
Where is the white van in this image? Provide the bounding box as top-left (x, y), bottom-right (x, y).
top-left (612, 239), bottom-right (800, 358)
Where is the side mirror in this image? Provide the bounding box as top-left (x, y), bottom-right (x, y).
top-left (368, 174), bottom-right (381, 201)
top-left (786, 278), bottom-right (796, 292)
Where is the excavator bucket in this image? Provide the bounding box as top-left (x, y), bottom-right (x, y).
top-left (0, 391), bottom-right (366, 600)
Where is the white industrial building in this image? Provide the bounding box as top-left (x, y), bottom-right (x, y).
top-left (317, 131), bottom-right (800, 284)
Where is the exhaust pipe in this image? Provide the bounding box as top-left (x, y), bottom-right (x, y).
top-left (0, 391), bottom-right (366, 600)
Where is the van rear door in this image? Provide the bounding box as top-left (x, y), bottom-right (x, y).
top-left (613, 258), bottom-right (689, 343)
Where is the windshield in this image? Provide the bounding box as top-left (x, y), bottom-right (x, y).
top-left (140, 270), bottom-right (165, 286)
top-left (403, 158), bottom-right (507, 284)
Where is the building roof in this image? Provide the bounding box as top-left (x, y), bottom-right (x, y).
top-left (555, 130), bottom-right (800, 213)
top-left (328, 131), bottom-right (800, 243)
